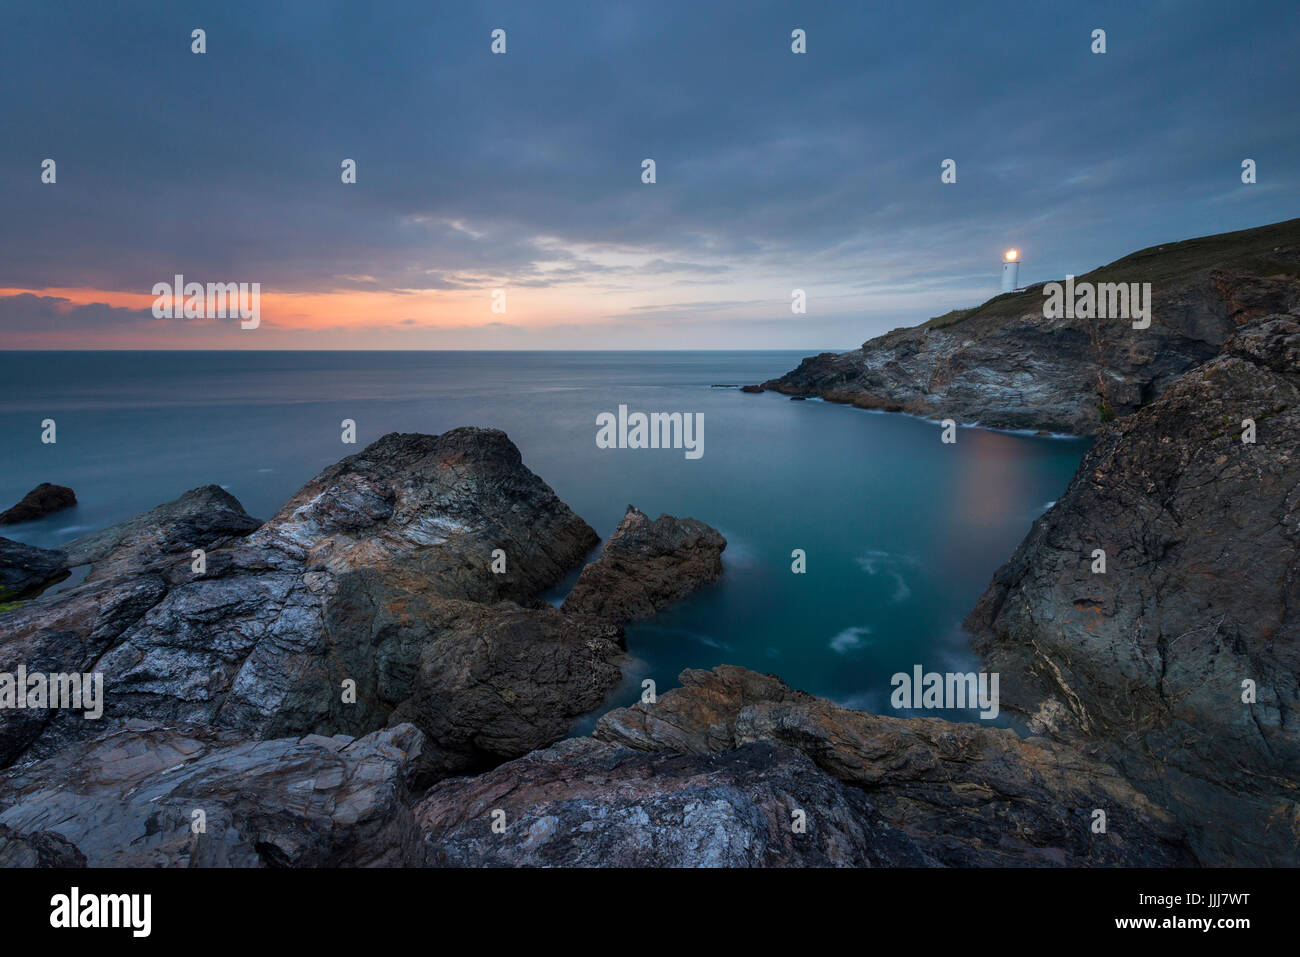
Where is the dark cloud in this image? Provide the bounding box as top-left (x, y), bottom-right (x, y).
top-left (0, 293), bottom-right (157, 332)
top-left (0, 0), bottom-right (1296, 345)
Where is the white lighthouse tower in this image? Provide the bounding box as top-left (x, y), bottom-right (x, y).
top-left (1000, 249), bottom-right (1020, 293)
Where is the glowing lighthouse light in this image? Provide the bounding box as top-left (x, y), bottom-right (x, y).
top-left (1000, 248), bottom-right (1020, 293)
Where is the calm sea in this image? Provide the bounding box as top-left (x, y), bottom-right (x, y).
top-left (0, 351), bottom-right (1086, 724)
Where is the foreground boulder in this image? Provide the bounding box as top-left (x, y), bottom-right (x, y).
top-left (0, 538), bottom-right (68, 602)
top-left (759, 218), bottom-right (1300, 434)
top-left (967, 314), bottom-right (1300, 865)
top-left (418, 666), bottom-right (1191, 867)
top-left (417, 737), bottom-right (935, 867)
top-left (561, 505), bottom-right (726, 624)
top-left (0, 724), bottom-right (424, 866)
top-left (0, 483), bottom-right (76, 525)
top-left (591, 666), bottom-right (1193, 866)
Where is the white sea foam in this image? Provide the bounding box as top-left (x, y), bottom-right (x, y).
top-left (830, 626), bottom-right (871, 654)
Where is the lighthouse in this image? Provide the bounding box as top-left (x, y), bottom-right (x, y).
top-left (1000, 249), bottom-right (1019, 293)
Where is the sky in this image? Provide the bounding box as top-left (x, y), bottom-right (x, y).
top-left (1, 0), bottom-right (1297, 350)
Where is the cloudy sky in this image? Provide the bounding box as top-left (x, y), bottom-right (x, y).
top-left (1, 0), bottom-right (1296, 349)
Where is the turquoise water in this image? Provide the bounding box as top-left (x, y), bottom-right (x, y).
top-left (0, 351), bottom-right (1086, 721)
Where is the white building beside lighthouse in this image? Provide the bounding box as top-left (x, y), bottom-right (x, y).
top-left (1001, 249), bottom-right (1020, 293)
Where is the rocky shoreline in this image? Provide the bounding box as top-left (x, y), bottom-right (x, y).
top-left (0, 225), bottom-right (1296, 866)
top-left (750, 219), bottom-right (1300, 435)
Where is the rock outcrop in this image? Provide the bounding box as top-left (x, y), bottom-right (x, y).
top-left (0, 484), bottom-right (76, 525)
top-left (416, 737), bottom-right (937, 867)
top-left (757, 218), bottom-right (1300, 434)
top-left (0, 428), bottom-right (740, 866)
top-left (0, 429), bottom-right (731, 793)
top-left (62, 485), bottom-right (259, 581)
top-left (0, 724), bottom-right (425, 867)
top-left (966, 314), bottom-right (1300, 865)
top-left (561, 505), bottom-right (726, 624)
top-left (0, 430), bottom-right (621, 775)
top-left (0, 538), bottom-right (68, 602)
top-left (415, 666), bottom-right (1191, 867)
top-left (591, 665), bottom-right (1192, 866)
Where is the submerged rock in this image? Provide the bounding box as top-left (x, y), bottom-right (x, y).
top-left (0, 483), bottom-right (76, 525)
top-left (967, 314), bottom-right (1300, 865)
top-left (561, 505), bottom-right (726, 625)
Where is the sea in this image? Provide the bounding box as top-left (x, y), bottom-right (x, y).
top-left (0, 351), bottom-right (1087, 725)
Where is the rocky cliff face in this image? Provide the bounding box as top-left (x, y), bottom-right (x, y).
top-left (757, 218), bottom-right (1300, 434)
top-left (966, 314), bottom-right (1300, 865)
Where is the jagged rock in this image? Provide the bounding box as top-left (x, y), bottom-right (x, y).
top-left (0, 484), bottom-right (76, 525)
top-left (593, 666), bottom-right (1194, 866)
top-left (0, 486), bottom-right (260, 766)
top-left (0, 538), bottom-right (68, 601)
top-left (966, 314), bottom-right (1300, 865)
top-left (561, 505), bottom-right (725, 624)
top-left (0, 724), bottom-right (425, 867)
top-left (416, 737), bottom-right (937, 867)
top-left (0, 429), bottom-right (633, 783)
top-left (760, 219), bottom-right (1300, 434)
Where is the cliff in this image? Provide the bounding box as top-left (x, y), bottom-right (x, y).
top-left (757, 218), bottom-right (1300, 434)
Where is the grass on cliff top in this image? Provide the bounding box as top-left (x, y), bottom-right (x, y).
top-left (922, 216), bottom-right (1300, 331)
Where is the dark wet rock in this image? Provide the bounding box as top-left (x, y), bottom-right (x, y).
top-left (416, 737), bottom-right (937, 867)
top-left (0, 724), bottom-right (424, 867)
top-left (0, 484), bottom-right (76, 525)
top-left (966, 314), bottom-right (1300, 865)
top-left (760, 219), bottom-right (1300, 434)
top-left (593, 666), bottom-right (1194, 866)
top-left (0, 538), bottom-right (68, 601)
top-left (371, 599), bottom-right (624, 779)
top-left (740, 384), bottom-right (764, 393)
top-left (561, 505), bottom-right (725, 625)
